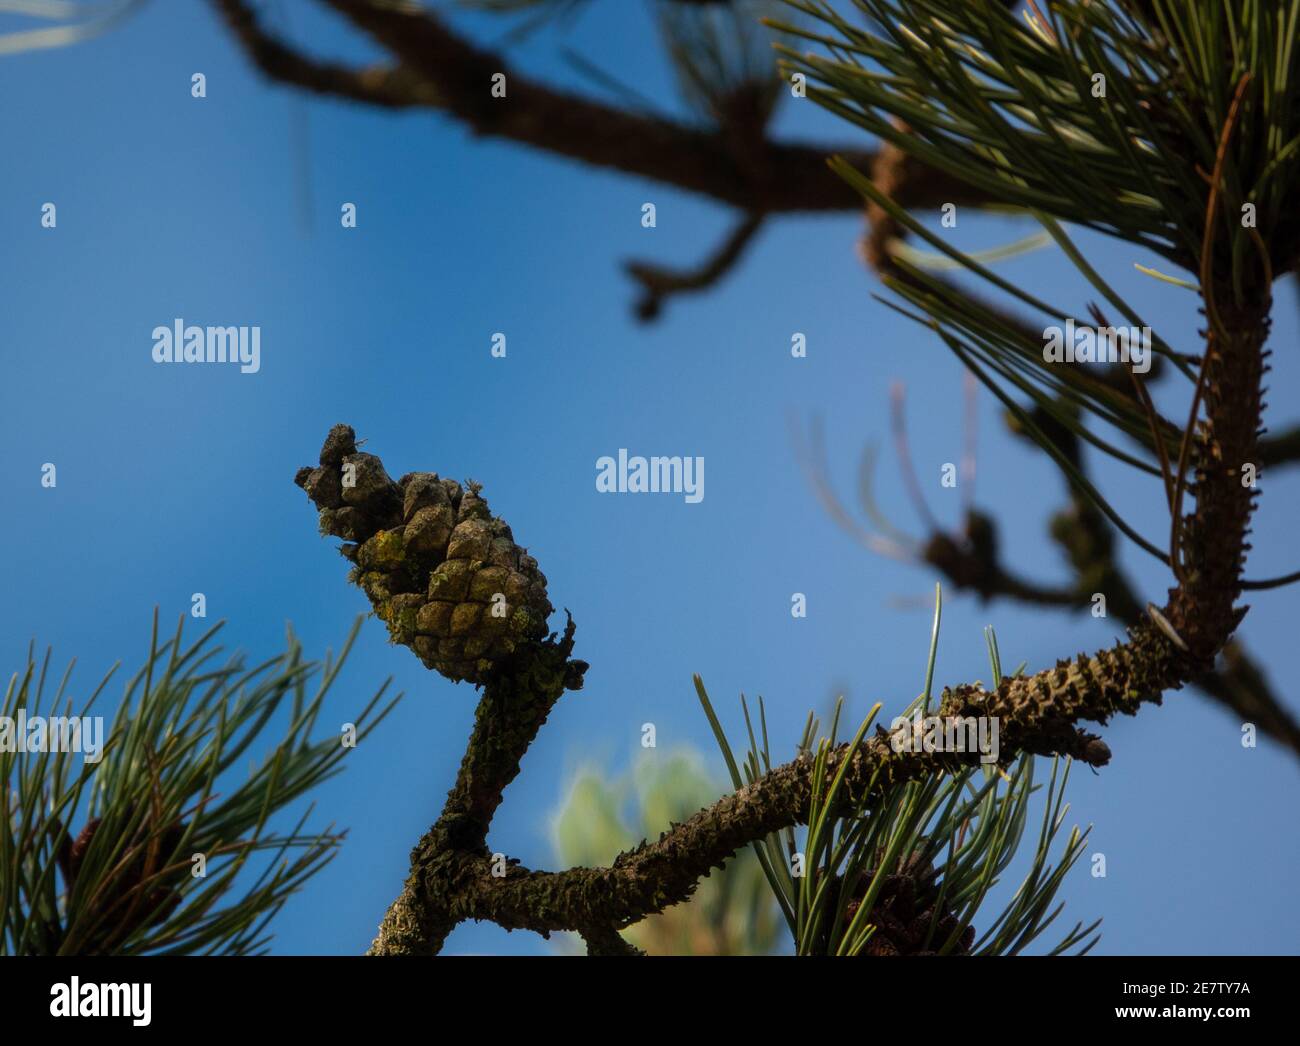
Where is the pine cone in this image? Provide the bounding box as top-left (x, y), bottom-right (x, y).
top-left (60, 815), bottom-right (187, 952)
top-left (295, 424), bottom-right (553, 685)
top-left (840, 849), bottom-right (975, 956)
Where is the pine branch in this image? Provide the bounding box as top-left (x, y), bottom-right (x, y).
top-left (624, 211), bottom-right (765, 321)
top-left (307, 211), bottom-right (1264, 949)
top-left (2, 616), bottom-right (399, 955)
top-left (291, 425), bottom-right (1212, 954)
top-left (211, 0), bottom-right (442, 108)
top-left (207, 0), bottom-right (995, 216)
top-left (920, 503), bottom-right (1300, 758)
top-left (794, 0), bottom-right (1295, 754)
top-left (842, 148), bottom-right (1300, 754)
top-left (1257, 424), bottom-right (1300, 470)
top-left (275, 1), bottom-right (1286, 955)
top-left (362, 625), bottom-right (1159, 946)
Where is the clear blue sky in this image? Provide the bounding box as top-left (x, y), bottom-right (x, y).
top-left (1, 0), bottom-right (1296, 955)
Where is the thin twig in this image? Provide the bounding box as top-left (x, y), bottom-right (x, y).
top-left (960, 370), bottom-right (978, 517)
top-left (624, 211), bottom-right (765, 321)
top-left (790, 414), bottom-right (916, 562)
top-left (891, 381), bottom-right (944, 535)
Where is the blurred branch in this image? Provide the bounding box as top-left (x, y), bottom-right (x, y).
top-left (1257, 424), bottom-right (1300, 469)
top-left (625, 211), bottom-right (764, 321)
top-left (209, 0), bottom-right (996, 215)
top-left (922, 518), bottom-right (1081, 608)
top-left (212, 0), bottom-right (442, 108)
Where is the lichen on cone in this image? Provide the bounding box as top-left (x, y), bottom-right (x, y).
top-left (295, 424), bottom-right (553, 685)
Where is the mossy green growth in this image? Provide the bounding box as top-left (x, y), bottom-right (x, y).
top-left (365, 529), bottom-right (407, 572)
top-left (396, 608), bottom-right (419, 642)
top-left (359, 572), bottom-right (394, 606)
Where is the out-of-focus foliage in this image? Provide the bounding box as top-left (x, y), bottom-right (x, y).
top-left (0, 1), bottom-right (147, 57)
top-left (551, 749), bottom-right (783, 955)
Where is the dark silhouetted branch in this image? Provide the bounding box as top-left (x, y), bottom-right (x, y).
top-left (210, 0), bottom-right (995, 216)
top-left (625, 211), bottom-right (765, 321)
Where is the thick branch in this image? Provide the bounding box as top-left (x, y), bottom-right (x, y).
top-left (373, 626), bottom-right (1184, 942)
top-left (365, 629), bottom-right (586, 957)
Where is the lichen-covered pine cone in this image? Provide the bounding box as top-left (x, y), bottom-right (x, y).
top-left (294, 424), bottom-right (553, 685)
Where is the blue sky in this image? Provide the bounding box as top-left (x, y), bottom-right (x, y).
top-left (1, 0), bottom-right (1296, 955)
